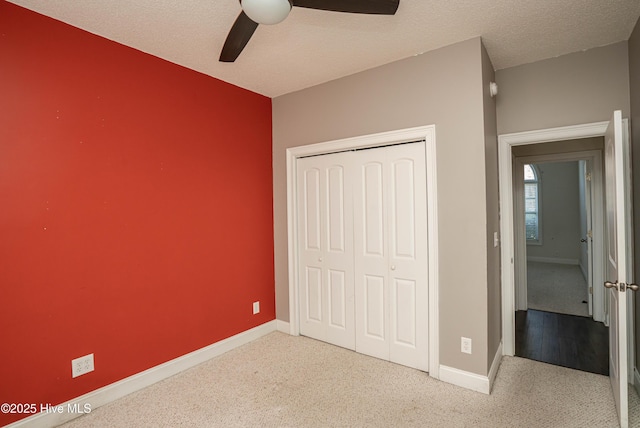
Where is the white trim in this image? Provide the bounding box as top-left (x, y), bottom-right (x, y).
top-left (5, 321), bottom-right (277, 428)
top-left (500, 122), bottom-right (609, 146)
top-left (622, 120), bottom-right (636, 385)
top-left (276, 320), bottom-right (290, 334)
top-left (425, 129), bottom-right (440, 379)
top-left (439, 342), bottom-right (501, 394)
top-left (513, 158), bottom-right (529, 310)
top-left (286, 149), bottom-right (300, 337)
top-left (285, 125), bottom-right (439, 378)
top-left (439, 365), bottom-right (491, 394)
top-left (499, 135), bottom-right (516, 356)
top-left (287, 126), bottom-right (436, 157)
top-left (526, 257), bottom-right (580, 265)
top-left (499, 121), bottom-right (609, 356)
top-left (488, 342), bottom-right (503, 393)
top-left (629, 287), bottom-right (636, 385)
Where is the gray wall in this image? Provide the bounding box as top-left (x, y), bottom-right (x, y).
top-left (628, 17), bottom-right (640, 372)
top-left (496, 41), bottom-right (631, 135)
top-left (273, 38), bottom-right (497, 376)
top-left (525, 162), bottom-right (582, 262)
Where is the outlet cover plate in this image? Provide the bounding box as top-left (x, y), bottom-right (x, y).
top-left (461, 337), bottom-right (472, 354)
top-left (72, 353), bottom-right (94, 378)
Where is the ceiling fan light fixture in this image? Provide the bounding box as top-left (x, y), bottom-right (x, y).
top-left (241, 0), bottom-right (292, 25)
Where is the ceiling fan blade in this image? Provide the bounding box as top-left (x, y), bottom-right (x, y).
top-left (291, 0), bottom-right (399, 15)
top-left (219, 11), bottom-right (259, 62)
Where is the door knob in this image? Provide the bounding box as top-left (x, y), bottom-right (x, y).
top-left (390, 265), bottom-right (396, 271)
top-left (604, 281), bottom-right (617, 289)
top-left (628, 283), bottom-right (639, 292)
top-left (318, 257), bottom-right (323, 262)
top-left (580, 239), bottom-right (587, 243)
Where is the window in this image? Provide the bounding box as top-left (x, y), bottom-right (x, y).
top-left (524, 164), bottom-right (540, 241)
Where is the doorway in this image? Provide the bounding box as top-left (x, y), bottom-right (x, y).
top-left (499, 125), bottom-right (612, 359)
top-left (511, 147), bottom-right (607, 375)
top-left (513, 152), bottom-right (606, 322)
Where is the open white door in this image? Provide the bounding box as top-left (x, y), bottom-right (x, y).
top-left (604, 110), bottom-right (633, 428)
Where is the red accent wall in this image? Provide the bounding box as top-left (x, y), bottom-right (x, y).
top-left (0, 2), bottom-right (274, 424)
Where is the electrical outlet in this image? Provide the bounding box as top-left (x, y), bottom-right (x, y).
top-left (253, 301), bottom-right (260, 314)
top-left (72, 353), bottom-right (94, 378)
top-left (461, 337), bottom-right (472, 354)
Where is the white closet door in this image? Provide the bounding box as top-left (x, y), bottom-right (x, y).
top-left (353, 142), bottom-right (428, 370)
top-left (297, 152), bottom-right (355, 350)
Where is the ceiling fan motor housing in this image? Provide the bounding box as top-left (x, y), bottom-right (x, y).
top-left (241, 0), bottom-right (292, 25)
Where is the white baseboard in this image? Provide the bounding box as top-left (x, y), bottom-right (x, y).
top-left (439, 365), bottom-right (491, 394)
top-left (488, 342), bottom-right (503, 393)
top-left (527, 256), bottom-right (579, 265)
top-left (276, 320), bottom-right (290, 334)
top-left (440, 344), bottom-right (501, 395)
top-left (579, 261), bottom-right (588, 282)
top-left (5, 321), bottom-right (277, 428)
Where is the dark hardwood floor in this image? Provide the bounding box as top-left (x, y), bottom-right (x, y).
top-left (515, 309), bottom-right (609, 375)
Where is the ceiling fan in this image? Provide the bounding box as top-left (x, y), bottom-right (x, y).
top-left (219, 0), bottom-right (400, 62)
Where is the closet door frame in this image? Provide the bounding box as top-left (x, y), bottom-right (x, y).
top-left (286, 125), bottom-right (440, 379)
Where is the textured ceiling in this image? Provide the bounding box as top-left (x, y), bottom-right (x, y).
top-left (7, 0), bottom-right (640, 97)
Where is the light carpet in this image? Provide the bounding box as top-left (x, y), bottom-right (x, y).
top-left (527, 261), bottom-right (589, 317)
top-left (57, 331), bottom-right (638, 428)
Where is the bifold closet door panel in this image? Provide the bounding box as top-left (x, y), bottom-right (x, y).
top-left (353, 156), bottom-right (388, 361)
top-left (388, 143), bottom-right (428, 371)
top-left (297, 152), bottom-right (355, 350)
top-left (353, 142), bottom-right (428, 370)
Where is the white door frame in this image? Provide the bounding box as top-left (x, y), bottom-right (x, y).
top-left (512, 151), bottom-right (605, 323)
top-left (499, 121), bottom-right (610, 356)
top-left (286, 125), bottom-right (440, 378)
